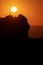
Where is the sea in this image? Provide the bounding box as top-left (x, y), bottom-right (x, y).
top-left (29, 25), bottom-right (43, 39)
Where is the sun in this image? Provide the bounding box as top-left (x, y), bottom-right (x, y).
top-left (11, 7), bottom-right (17, 12)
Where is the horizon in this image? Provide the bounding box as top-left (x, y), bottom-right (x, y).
top-left (0, 14), bottom-right (43, 39)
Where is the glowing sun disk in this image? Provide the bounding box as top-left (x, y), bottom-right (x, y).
top-left (11, 7), bottom-right (17, 12)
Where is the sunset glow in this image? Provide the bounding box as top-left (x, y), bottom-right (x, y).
top-left (0, 0), bottom-right (43, 25)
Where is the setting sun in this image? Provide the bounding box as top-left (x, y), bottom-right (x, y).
top-left (11, 7), bottom-right (17, 12)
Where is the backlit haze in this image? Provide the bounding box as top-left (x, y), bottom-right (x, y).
top-left (0, 0), bottom-right (43, 25)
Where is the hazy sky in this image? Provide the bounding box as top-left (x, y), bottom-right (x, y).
top-left (0, 0), bottom-right (43, 25)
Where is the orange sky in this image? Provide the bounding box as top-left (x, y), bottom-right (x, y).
top-left (0, 0), bottom-right (43, 25)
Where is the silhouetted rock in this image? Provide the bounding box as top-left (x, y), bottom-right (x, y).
top-left (0, 14), bottom-right (43, 48)
top-left (0, 14), bottom-right (30, 42)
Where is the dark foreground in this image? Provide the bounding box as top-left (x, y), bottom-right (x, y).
top-left (0, 37), bottom-right (43, 48)
top-left (0, 14), bottom-right (43, 48)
